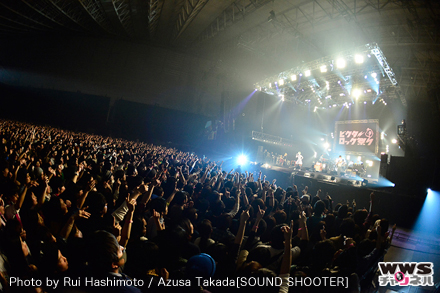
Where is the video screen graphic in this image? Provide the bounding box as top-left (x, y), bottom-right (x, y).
top-left (334, 119), bottom-right (379, 155)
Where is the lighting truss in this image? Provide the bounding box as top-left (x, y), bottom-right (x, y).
top-left (251, 131), bottom-right (294, 147)
top-left (254, 43), bottom-right (406, 108)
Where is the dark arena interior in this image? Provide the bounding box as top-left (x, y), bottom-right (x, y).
top-left (0, 1), bottom-right (440, 292)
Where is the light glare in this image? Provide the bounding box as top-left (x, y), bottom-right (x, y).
top-left (355, 54), bottom-right (364, 63)
top-left (353, 89), bottom-right (361, 99)
top-left (237, 155), bottom-right (248, 166)
top-left (336, 58), bottom-right (346, 68)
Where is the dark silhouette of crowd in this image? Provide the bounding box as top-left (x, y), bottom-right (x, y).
top-left (0, 120), bottom-right (396, 293)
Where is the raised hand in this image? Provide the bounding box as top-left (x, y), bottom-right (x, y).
top-left (282, 220), bottom-right (293, 242)
top-left (74, 207), bottom-right (91, 220)
top-left (240, 206), bottom-right (251, 223)
top-left (126, 196), bottom-right (137, 212)
top-left (256, 205), bottom-right (265, 221)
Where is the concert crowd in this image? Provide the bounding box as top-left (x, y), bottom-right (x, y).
top-left (0, 120), bottom-right (395, 293)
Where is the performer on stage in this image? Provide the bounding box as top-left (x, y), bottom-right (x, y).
top-left (296, 152), bottom-right (303, 169)
top-left (336, 155), bottom-right (346, 175)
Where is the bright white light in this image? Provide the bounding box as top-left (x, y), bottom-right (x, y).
top-left (320, 65), bottom-right (327, 73)
top-left (391, 138), bottom-right (397, 144)
top-left (269, 83), bottom-right (272, 88)
top-left (328, 148), bottom-right (332, 151)
top-left (291, 75), bottom-right (297, 81)
top-left (355, 54), bottom-right (364, 63)
top-left (324, 142), bottom-right (330, 148)
top-left (381, 132), bottom-right (385, 140)
top-left (353, 89), bottom-right (361, 99)
top-left (279, 79), bottom-right (284, 86)
top-left (314, 152), bottom-right (317, 158)
top-left (321, 138), bottom-right (325, 141)
top-left (336, 58), bottom-right (346, 68)
top-left (371, 72), bottom-right (377, 78)
top-left (305, 70), bottom-right (311, 77)
top-left (346, 155), bottom-right (350, 160)
top-left (358, 156), bottom-right (362, 161)
top-left (366, 160), bottom-right (373, 167)
top-left (333, 104), bottom-right (336, 107)
top-left (237, 155), bottom-right (248, 165)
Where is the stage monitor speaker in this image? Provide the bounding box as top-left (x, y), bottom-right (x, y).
top-left (316, 174), bottom-right (326, 180)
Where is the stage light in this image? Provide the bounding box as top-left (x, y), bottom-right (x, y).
top-left (305, 70), bottom-right (311, 77)
top-left (352, 89), bottom-right (361, 99)
top-left (355, 54), bottom-right (364, 63)
top-left (357, 156), bottom-right (361, 161)
top-left (279, 79), bottom-right (284, 85)
top-left (269, 83), bottom-right (272, 88)
top-left (364, 75), bottom-right (368, 79)
top-left (324, 142), bottom-right (330, 148)
top-left (364, 101), bottom-right (367, 104)
top-left (333, 104), bottom-right (336, 107)
top-left (346, 155), bottom-right (350, 160)
top-left (391, 138), bottom-right (397, 144)
top-left (321, 138), bottom-right (325, 141)
top-left (371, 72), bottom-right (377, 78)
top-left (291, 75), bottom-right (296, 81)
top-left (237, 155), bottom-right (248, 166)
top-left (336, 58), bottom-right (346, 68)
top-left (320, 65), bottom-right (327, 73)
top-left (366, 160), bottom-right (373, 167)
top-left (381, 132), bottom-right (384, 140)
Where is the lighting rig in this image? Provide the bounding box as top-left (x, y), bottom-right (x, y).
top-left (254, 43), bottom-right (406, 110)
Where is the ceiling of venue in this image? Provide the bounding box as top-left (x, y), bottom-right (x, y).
top-left (0, 0), bottom-right (439, 108)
